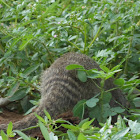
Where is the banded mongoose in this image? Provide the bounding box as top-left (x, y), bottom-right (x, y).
top-left (0, 52), bottom-right (126, 131)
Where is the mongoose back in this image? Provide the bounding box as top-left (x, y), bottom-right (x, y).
top-left (0, 52), bottom-right (126, 131)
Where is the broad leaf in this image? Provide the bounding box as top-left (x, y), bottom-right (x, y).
top-left (39, 121), bottom-right (50, 140)
top-left (6, 81), bottom-right (20, 96)
top-left (61, 124), bottom-right (79, 131)
top-left (111, 128), bottom-right (130, 140)
top-left (67, 130), bottom-right (76, 140)
top-left (81, 118), bottom-right (95, 130)
top-left (35, 113), bottom-right (46, 124)
top-left (9, 88), bottom-right (27, 101)
top-left (77, 133), bottom-right (87, 140)
top-left (86, 97), bottom-right (99, 108)
top-left (103, 92), bottom-right (112, 104)
top-left (133, 97), bottom-right (140, 107)
top-left (114, 78), bottom-right (125, 86)
top-left (66, 64), bottom-right (84, 70)
top-left (23, 64), bottom-right (39, 76)
top-left (128, 120), bottom-right (140, 134)
top-left (100, 65), bottom-right (110, 73)
top-left (14, 130), bottom-right (30, 140)
top-left (73, 100), bottom-right (86, 119)
top-left (77, 70), bottom-right (87, 82)
top-left (1, 130), bottom-right (8, 140)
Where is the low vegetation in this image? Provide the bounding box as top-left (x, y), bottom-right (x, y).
top-left (0, 0), bottom-right (140, 139)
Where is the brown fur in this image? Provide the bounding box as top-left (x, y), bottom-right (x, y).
top-left (0, 52), bottom-right (126, 131)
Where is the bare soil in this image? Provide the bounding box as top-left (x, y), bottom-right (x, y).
top-left (0, 109), bottom-right (80, 139)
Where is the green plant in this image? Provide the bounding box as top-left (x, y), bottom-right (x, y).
top-left (0, 0), bottom-right (140, 114)
top-left (0, 122), bottom-right (15, 140)
top-left (66, 64), bottom-right (125, 123)
top-left (0, 0), bottom-right (140, 138)
top-left (1, 112), bottom-right (140, 140)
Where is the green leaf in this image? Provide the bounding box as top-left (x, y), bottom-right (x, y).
top-left (14, 130), bottom-right (30, 140)
top-left (24, 106), bottom-right (37, 115)
top-left (87, 73), bottom-right (100, 79)
top-left (116, 115), bottom-right (126, 131)
top-left (77, 133), bottom-right (87, 140)
top-left (106, 116), bottom-right (112, 126)
top-left (112, 69), bottom-right (122, 74)
top-left (105, 72), bottom-right (115, 79)
top-left (34, 113), bottom-right (46, 124)
top-left (39, 121), bottom-right (50, 140)
top-left (77, 70), bottom-right (87, 82)
top-left (1, 130), bottom-right (8, 140)
top-left (111, 65), bottom-right (121, 72)
top-left (103, 92), bottom-right (112, 104)
top-left (55, 119), bottom-right (72, 125)
top-left (49, 132), bottom-right (58, 140)
top-left (89, 105), bottom-right (102, 123)
top-left (108, 35), bottom-right (124, 43)
top-left (87, 69), bottom-right (105, 79)
top-left (9, 37), bottom-right (21, 50)
top-left (133, 97), bottom-right (140, 107)
top-left (103, 104), bottom-right (125, 119)
top-left (114, 78), bottom-right (125, 86)
top-left (81, 118), bottom-right (95, 130)
top-left (73, 100), bottom-right (86, 119)
top-left (102, 103), bottom-right (112, 118)
top-left (84, 0), bottom-right (88, 4)
top-left (111, 128), bottom-right (130, 140)
top-left (87, 69), bottom-right (101, 76)
top-left (9, 62), bottom-right (18, 74)
top-left (78, 118), bottom-right (89, 127)
top-left (67, 130), bottom-right (76, 140)
top-left (100, 65), bottom-right (110, 73)
top-left (4, 51), bottom-right (12, 58)
top-left (9, 88), bottom-right (27, 101)
top-left (128, 120), bottom-right (140, 134)
top-left (23, 64), bottom-right (39, 76)
top-left (7, 122), bottom-right (13, 136)
top-left (86, 97), bottom-right (99, 108)
top-left (44, 110), bottom-right (52, 121)
top-left (91, 69), bottom-right (103, 74)
top-left (66, 64), bottom-right (84, 70)
top-left (68, 35), bottom-right (77, 41)
top-left (111, 107), bottom-right (125, 115)
top-left (19, 35), bottom-right (33, 50)
top-left (96, 49), bottom-right (113, 58)
top-left (6, 81), bottom-right (20, 96)
top-left (61, 124), bottom-right (79, 131)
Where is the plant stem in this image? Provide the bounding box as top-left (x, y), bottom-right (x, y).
top-left (83, 23), bottom-right (87, 54)
top-left (0, 0), bottom-right (10, 8)
top-left (87, 25), bottom-right (103, 50)
top-left (42, 42), bottom-right (54, 63)
top-left (124, 28), bottom-right (134, 75)
top-left (105, 87), bottom-right (118, 93)
top-left (100, 78), bottom-right (105, 122)
top-left (68, 41), bottom-right (82, 52)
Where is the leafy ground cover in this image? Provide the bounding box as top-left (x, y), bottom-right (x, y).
top-left (1, 114), bottom-right (140, 140)
top-left (0, 0), bottom-right (140, 139)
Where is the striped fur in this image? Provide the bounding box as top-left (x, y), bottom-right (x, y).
top-left (0, 52), bottom-right (126, 131)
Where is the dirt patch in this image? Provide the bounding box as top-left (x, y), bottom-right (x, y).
top-left (0, 109), bottom-right (23, 124)
top-left (0, 109), bottom-right (80, 139)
